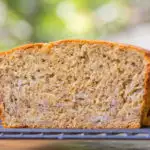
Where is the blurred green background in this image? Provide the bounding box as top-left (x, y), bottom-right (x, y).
top-left (0, 0), bottom-right (150, 51)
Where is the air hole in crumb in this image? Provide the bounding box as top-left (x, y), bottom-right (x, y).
top-left (125, 61), bottom-right (128, 64)
top-left (16, 76), bottom-right (19, 79)
top-left (117, 68), bottom-right (124, 73)
top-left (49, 73), bottom-right (55, 78)
top-left (85, 76), bottom-right (90, 80)
top-left (41, 59), bottom-right (46, 62)
top-left (64, 99), bottom-right (70, 102)
top-left (103, 54), bottom-right (106, 58)
top-left (31, 75), bottom-right (36, 80)
top-left (74, 77), bottom-right (77, 81)
top-left (99, 65), bottom-right (103, 68)
top-left (113, 59), bottom-right (120, 63)
top-left (10, 98), bottom-right (13, 102)
top-left (147, 109), bottom-right (150, 117)
top-left (27, 104), bottom-right (31, 108)
top-left (24, 75), bottom-right (27, 79)
top-left (131, 62), bottom-right (136, 66)
top-left (58, 78), bottom-right (62, 82)
top-left (10, 95), bottom-right (17, 102)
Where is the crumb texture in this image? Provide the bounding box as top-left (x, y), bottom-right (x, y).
top-left (0, 42), bottom-right (146, 128)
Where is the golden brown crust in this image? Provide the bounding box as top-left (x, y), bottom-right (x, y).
top-left (2, 121), bottom-right (140, 129)
top-left (1, 39), bottom-right (150, 128)
top-left (0, 43), bottom-right (44, 56)
top-left (141, 52), bottom-right (150, 126)
top-left (50, 39), bottom-right (148, 54)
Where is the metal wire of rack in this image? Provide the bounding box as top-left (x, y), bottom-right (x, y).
top-left (0, 123), bottom-right (150, 139)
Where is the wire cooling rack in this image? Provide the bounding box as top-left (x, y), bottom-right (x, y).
top-left (0, 122), bottom-right (150, 139)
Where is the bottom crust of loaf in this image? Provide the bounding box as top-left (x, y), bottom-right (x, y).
top-left (2, 122), bottom-right (140, 129)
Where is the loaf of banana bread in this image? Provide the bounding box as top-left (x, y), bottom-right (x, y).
top-left (0, 39), bottom-right (150, 128)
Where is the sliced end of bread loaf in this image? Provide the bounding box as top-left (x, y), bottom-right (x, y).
top-left (0, 40), bottom-right (150, 128)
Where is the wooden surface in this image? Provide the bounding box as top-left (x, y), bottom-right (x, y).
top-left (0, 140), bottom-right (150, 150)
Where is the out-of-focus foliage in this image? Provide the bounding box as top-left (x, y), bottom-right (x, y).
top-left (0, 0), bottom-right (131, 50)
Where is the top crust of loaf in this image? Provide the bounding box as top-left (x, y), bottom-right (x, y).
top-left (0, 39), bottom-right (150, 128)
